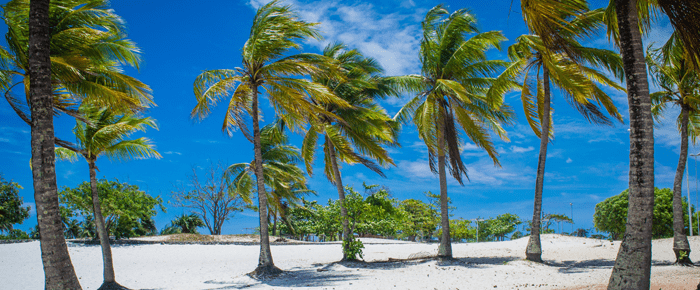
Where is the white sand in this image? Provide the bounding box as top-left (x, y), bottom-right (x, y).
top-left (1, 234), bottom-right (699, 290)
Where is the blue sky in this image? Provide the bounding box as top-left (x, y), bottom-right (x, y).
top-left (0, 0), bottom-right (690, 236)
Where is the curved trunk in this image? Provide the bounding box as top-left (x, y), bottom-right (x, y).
top-left (672, 105), bottom-right (692, 265)
top-left (88, 160), bottom-right (117, 286)
top-left (27, 0), bottom-right (82, 288)
top-left (250, 84), bottom-right (281, 277)
top-left (437, 123), bottom-right (452, 258)
top-left (608, 0), bottom-right (655, 288)
top-left (327, 137), bottom-right (352, 260)
top-left (526, 66), bottom-right (551, 263)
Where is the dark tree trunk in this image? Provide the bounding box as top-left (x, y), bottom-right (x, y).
top-left (249, 85), bottom-right (281, 277)
top-left (608, 0), bottom-right (655, 288)
top-left (327, 137), bottom-right (353, 260)
top-left (88, 160), bottom-right (125, 290)
top-left (672, 105), bottom-right (692, 265)
top-left (27, 0), bottom-right (82, 288)
top-left (526, 66), bottom-right (552, 263)
top-left (437, 124), bottom-right (452, 258)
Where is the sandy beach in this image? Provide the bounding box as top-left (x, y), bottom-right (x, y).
top-left (1, 234), bottom-right (699, 290)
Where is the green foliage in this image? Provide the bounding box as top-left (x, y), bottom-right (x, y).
top-left (487, 213), bottom-right (522, 241)
top-left (170, 213), bottom-right (205, 234)
top-left (342, 238), bottom-right (365, 261)
top-left (59, 179), bottom-right (164, 239)
top-left (0, 175), bottom-right (30, 232)
top-left (0, 229), bottom-right (29, 240)
top-left (400, 198), bottom-right (439, 241)
top-left (594, 188), bottom-right (692, 239)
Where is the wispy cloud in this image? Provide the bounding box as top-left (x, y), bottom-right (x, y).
top-left (164, 151), bottom-right (182, 155)
top-left (566, 158), bottom-right (573, 164)
top-left (510, 145), bottom-right (534, 153)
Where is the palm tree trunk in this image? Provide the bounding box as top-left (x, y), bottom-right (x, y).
top-left (526, 66), bottom-right (552, 263)
top-left (27, 0), bottom-right (82, 288)
top-left (88, 160), bottom-right (124, 290)
top-left (250, 84), bottom-right (281, 277)
top-left (672, 105), bottom-right (692, 265)
top-left (608, 0), bottom-right (655, 288)
top-left (437, 123), bottom-right (452, 258)
top-left (327, 137), bottom-right (352, 260)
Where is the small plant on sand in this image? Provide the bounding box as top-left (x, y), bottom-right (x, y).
top-left (343, 238), bottom-right (365, 261)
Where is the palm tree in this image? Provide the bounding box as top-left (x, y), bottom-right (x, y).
top-left (604, 0), bottom-right (700, 287)
top-left (507, 6), bottom-right (624, 262)
top-left (192, 1), bottom-right (344, 275)
top-left (26, 0), bottom-right (83, 288)
top-left (646, 33), bottom-right (699, 265)
top-left (394, 5), bottom-right (514, 259)
top-left (171, 213), bottom-right (205, 234)
top-left (56, 106), bottom-right (160, 290)
top-left (2, 0), bottom-right (152, 129)
top-left (226, 122), bottom-right (312, 237)
top-left (301, 42), bottom-right (401, 260)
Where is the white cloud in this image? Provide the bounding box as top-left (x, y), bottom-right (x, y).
top-left (566, 158), bottom-right (573, 164)
top-left (247, 0), bottom-right (273, 9)
top-left (0, 137), bottom-right (10, 143)
top-left (164, 151), bottom-right (182, 155)
top-left (396, 159), bottom-right (434, 179)
top-left (510, 145), bottom-right (534, 153)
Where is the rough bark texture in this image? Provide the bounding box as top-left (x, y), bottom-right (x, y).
top-left (608, 0), bottom-right (655, 288)
top-left (28, 0), bottom-right (82, 288)
top-left (526, 66), bottom-right (551, 263)
top-left (327, 139), bottom-right (352, 260)
top-left (89, 160), bottom-right (125, 288)
top-left (672, 105), bottom-right (692, 265)
top-left (437, 124), bottom-right (452, 258)
top-left (249, 85), bottom-right (281, 278)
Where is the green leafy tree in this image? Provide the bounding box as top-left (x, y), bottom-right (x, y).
top-left (59, 179), bottom-right (163, 288)
top-left (510, 2), bottom-right (624, 263)
top-left (488, 213), bottom-right (522, 241)
top-left (191, 0), bottom-right (345, 276)
top-left (394, 5), bottom-right (514, 258)
top-left (594, 188), bottom-right (692, 241)
top-left (301, 43), bottom-right (401, 260)
top-left (400, 198), bottom-right (439, 242)
top-left (646, 34), bottom-right (700, 265)
top-left (55, 106), bottom-right (159, 289)
top-left (0, 175), bottom-right (30, 232)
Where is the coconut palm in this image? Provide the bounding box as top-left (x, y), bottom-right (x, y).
top-left (604, 1), bottom-right (700, 287)
top-left (25, 0), bottom-right (82, 288)
top-left (301, 42), bottom-right (401, 260)
top-left (56, 106), bottom-right (160, 290)
top-left (2, 0), bottom-right (152, 129)
top-left (226, 122), bottom-right (311, 236)
top-left (646, 33), bottom-right (700, 265)
top-left (394, 5), bottom-right (514, 259)
top-left (171, 213), bottom-right (205, 234)
top-left (192, 0), bottom-right (347, 276)
top-left (506, 6), bottom-right (625, 262)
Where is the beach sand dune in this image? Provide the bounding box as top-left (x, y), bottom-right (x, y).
top-left (1, 234), bottom-right (698, 289)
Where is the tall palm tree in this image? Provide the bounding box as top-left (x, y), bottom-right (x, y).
top-left (56, 106), bottom-right (160, 290)
top-left (226, 122), bottom-right (311, 237)
top-left (604, 0), bottom-right (700, 287)
top-left (25, 0), bottom-right (83, 288)
top-left (646, 33), bottom-right (699, 265)
top-left (394, 5), bottom-right (514, 259)
top-left (192, 1), bottom-right (345, 275)
top-left (506, 6), bottom-right (625, 262)
top-left (2, 0), bottom-right (152, 129)
top-left (171, 213), bottom-right (205, 234)
top-left (301, 43), bottom-right (400, 260)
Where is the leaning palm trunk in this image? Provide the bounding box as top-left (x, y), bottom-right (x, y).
top-left (437, 126), bottom-right (452, 258)
top-left (88, 160), bottom-right (123, 289)
top-left (672, 106), bottom-right (692, 265)
top-left (608, 0), bottom-right (655, 288)
top-left (526, 67), bottom-right (552, 263)
top-left (327, 139), bottom-right (352, 260)
top-left (28, 0), bottom-right (82, 288)
top-left (250, 85), bottom-right (281, 277)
